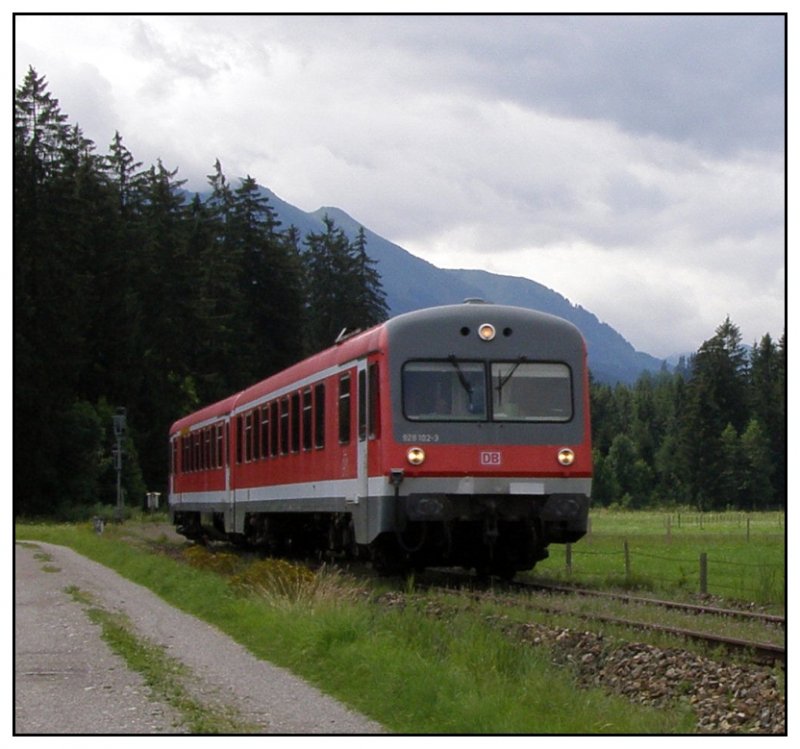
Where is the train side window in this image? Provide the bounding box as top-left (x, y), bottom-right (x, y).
top-left (252, 409), bottom-right (261, 460)
top-left (339, 374), bottom-right (351, 444)
top-left (236, 415), bottom-right (243, 464)
top-left (216, 423), bottom-right (224, 468)
top-left (302, 388), bottom-right (313, 451)
top-left (314, 383), bottom-right (325, 448)
top-left (280, 397), bottom-right (290, 454)
top-left (270, 401), bottom-right (279, 457)
top-left (291, 392), bottom-right (300, 453)
top-left (204, 427), bottom-right (212, 469)
top-left (244, 411), bottom-right (253, 462)
top-left (260, 405), bottom-right (269, 459)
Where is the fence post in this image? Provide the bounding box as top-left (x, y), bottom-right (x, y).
top-left (624, 540), bottom-right (631, 580)
top-left (699, 552), bottom-right (708, 595)
top-left (746, 516), bottom-right (751, 542)
top-left (565, 543), bottom-right (572, 576)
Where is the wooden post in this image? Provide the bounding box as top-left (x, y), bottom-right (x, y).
top-left (624, 540), bottom-right (630, 580)
top-left (699, 552), bottom-right (708, 594)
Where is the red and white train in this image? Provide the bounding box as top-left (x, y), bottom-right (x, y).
top-left (169, 301), bottom-right (592, 576)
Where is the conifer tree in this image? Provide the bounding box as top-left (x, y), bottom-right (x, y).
top-left (681, 317), bottom-right (751, 508)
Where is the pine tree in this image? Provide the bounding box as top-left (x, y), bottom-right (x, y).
top-left (350, 226), bottom-right (389, 327)
top-left (681, 317), bottom-right (750, 508)
top-left (740, 418), bottom-right (775, 509)
top-left (749, 332), bottom-right (786, 505)
top-left (303, 216), bottom-right (388, 353)
top-left (229, 175), bottom-right (305, 381)
top-left (303, 215), bottom-right (356, 351)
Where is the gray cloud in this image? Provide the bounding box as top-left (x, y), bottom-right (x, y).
top-left (14, 13), bottom-right (785, 357)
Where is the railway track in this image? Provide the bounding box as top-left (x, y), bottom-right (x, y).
top-left (153, 536), bottom-right (786, 666)
top-left (419, 569), bottom-right (785, 665)
top-left (515, 578), bottom-right (785, 626)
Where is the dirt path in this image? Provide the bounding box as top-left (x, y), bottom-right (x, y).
top-left (14, 541), bottom-right (384, 735)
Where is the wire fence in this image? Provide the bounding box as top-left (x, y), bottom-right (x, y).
top-left (557, 513), bottom-right (785, 604)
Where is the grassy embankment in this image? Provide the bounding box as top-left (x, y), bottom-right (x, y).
top-left (15, 516), bottom-right (704, 734)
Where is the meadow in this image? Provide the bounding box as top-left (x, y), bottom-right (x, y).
top-left (532, 510), bottom-right (786, 609)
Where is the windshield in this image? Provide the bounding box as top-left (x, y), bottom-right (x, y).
top-left (491, 362), bottom-right (572, 421)
top-left (402, 360), bottom-right (486, 421)
top-left (402, 359), bottom-right (573, 423)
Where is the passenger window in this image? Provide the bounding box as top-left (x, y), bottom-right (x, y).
top-left (244, 412), bottom-right (253, 462)
top-left (216, 423), bottom-right (225, 467)
top-left (302, 389), bottom-right (313, 451)
top-left (314, 383), bottom-right (326, 448)
top-left (280, 398), bottom-right (290, 454)
top-left (270, 402), bottom-right (279, 457)
top-left (339, 374), bottom-right (351, 444)
top-left (260, 406), bottom-right (269, 459)
top-left (291, 392), bottom-right (300, 453)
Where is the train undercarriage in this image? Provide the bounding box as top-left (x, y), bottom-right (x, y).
top-left (173, 493), bottom-right (588, 578)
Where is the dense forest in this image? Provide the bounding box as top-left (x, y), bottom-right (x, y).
top-left (14, 68), bottom-right (785, 518)
top-left (14, 68), bottom-right (388, 516)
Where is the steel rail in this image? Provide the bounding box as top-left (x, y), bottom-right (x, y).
top-left (516, 579), bottom-right (785, 626)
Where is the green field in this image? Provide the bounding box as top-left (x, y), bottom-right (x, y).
top-left (532, 510), bottom-right (785, 609)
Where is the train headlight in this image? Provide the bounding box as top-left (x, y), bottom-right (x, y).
top-left (557, 448), bottom-right (575, 466)
top-left (407, 447), bottom-right (426, 466)
top-left (478, 323), bottom-right (496, 341)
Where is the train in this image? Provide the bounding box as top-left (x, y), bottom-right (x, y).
top-left (168, 301), bottom-right (592, 576)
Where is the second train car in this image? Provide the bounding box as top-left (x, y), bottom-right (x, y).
top-left (169, 301), bottom-right (592, 576)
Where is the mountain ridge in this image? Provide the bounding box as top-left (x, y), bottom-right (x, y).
top-left (259, 186), bottom-right (666, 384)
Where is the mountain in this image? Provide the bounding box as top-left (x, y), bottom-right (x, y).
top-left (260, 186), bottom-right (666, 384)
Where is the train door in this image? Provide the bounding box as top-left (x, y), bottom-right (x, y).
top-left (357, 359), bottom-right (369, 499)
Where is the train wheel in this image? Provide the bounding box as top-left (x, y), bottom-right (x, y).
top-left (369, 535), bottom-right (408, 576)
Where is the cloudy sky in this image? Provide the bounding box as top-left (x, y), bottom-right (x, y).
top-left (14, 12), bottom-right (786, 358)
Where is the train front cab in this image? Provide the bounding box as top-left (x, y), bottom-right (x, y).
top-left (366, 302), bottom-right (592, 576)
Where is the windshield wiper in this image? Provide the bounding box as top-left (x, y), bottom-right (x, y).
top-left (448, 355), bottom-right (475, 407)
top-left (495, 357), bottom-right (527, 404)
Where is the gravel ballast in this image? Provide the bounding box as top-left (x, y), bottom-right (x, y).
top-left (14, 541), bottom-right (384, 735)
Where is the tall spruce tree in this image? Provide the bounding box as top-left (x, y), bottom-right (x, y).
top-left (681, 317), bottom-right (751, 508)
top-left (303, 216), bottom-right (387, 352)
top-left (229, 175), bottom-right (305, 382)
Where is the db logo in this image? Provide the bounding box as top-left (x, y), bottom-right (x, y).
top-left (480, 451), bottom-right (502, 466)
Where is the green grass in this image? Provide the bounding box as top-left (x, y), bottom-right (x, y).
top-left (16, 520), bottom-right (696, 734)
top-left (533, 510), bottom-right (785, 608)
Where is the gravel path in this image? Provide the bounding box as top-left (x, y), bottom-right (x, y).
top-left (14, 541), bottom-right (385, 735)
